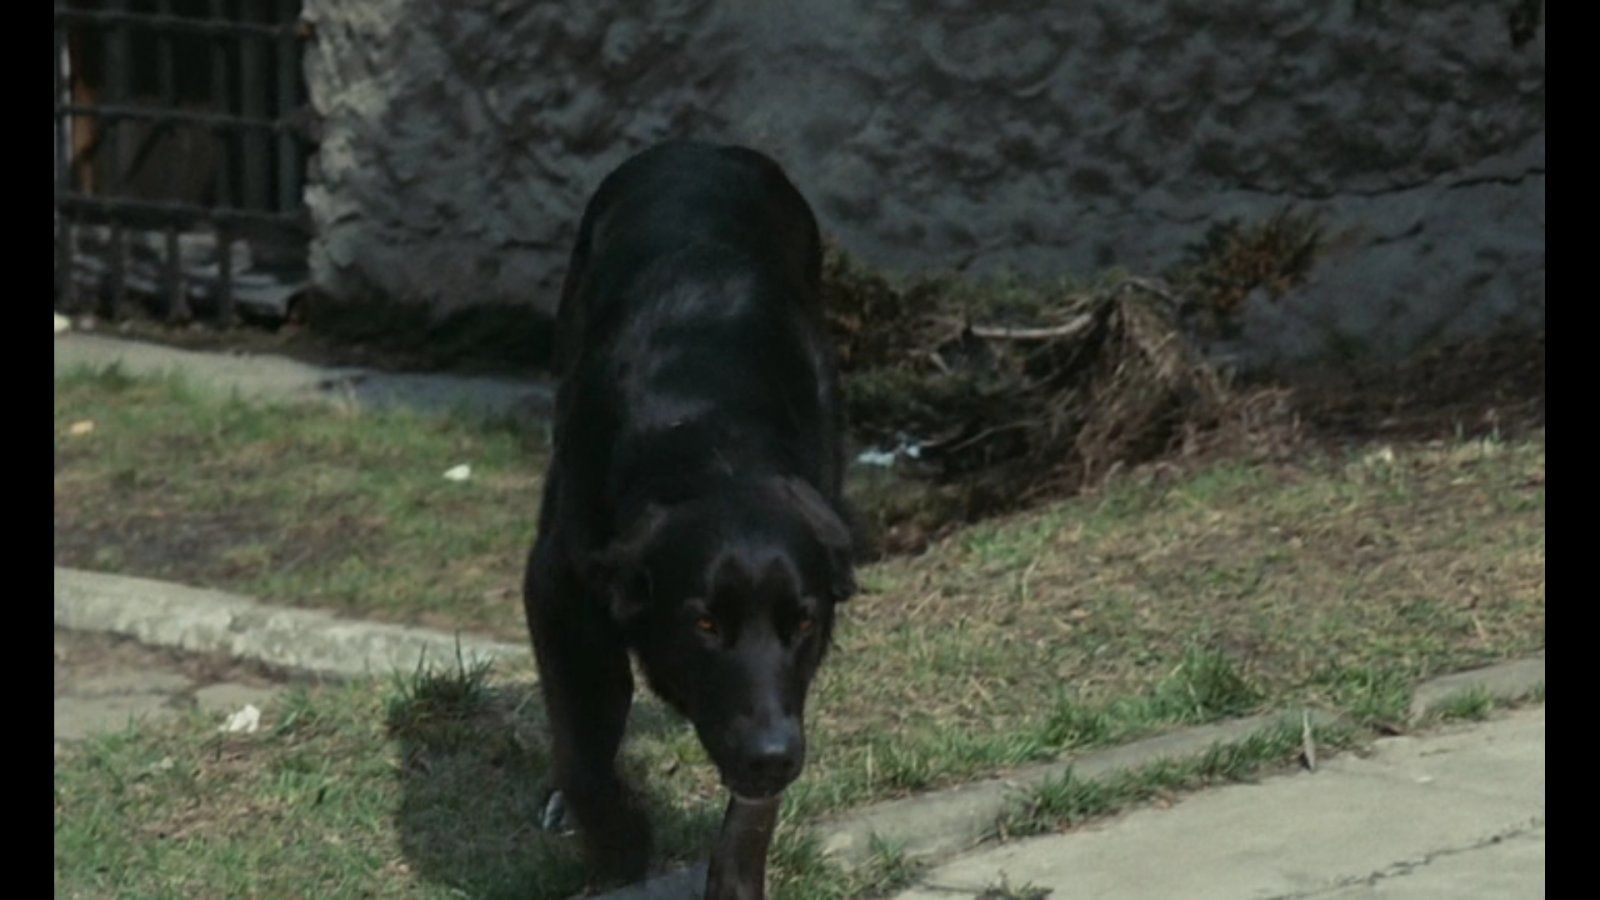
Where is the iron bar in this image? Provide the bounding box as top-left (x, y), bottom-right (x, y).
top-left (239, 0), bottom-right (270, 211)
top-left (54, 7), bottom-right (296, 40)
top-left (276, 0), bottom-right (301, 214)
top-left (56, 191), bottom-right (308, 229)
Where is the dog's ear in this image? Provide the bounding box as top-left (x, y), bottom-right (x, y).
top-left (774, 477), bottom-right (858, 603)
top-left (586, 504), bottom-right (670, 625)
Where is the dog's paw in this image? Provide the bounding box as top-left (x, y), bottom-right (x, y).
top-left (541, 789), bottom-right (572, 833)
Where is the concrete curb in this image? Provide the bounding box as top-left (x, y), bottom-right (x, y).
top-left (813, 710), bottom-right (1347, 868)
top-left (54, 567), bottom-right (530, 682)
top-left (1409, 656), bottom-right (1545, 720)
top-left (597, 654), bottom-right (1545, 899)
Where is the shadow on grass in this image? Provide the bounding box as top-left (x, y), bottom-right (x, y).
top-left (386, 667), bottom-right (722, 899)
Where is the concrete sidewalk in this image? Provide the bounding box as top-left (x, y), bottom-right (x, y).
top-left (55, 332), bottom-right (555, 423)
top-left (54, 627), bottom-right (287, 757)
top-left (892, 705), bottom-right (1545, 900)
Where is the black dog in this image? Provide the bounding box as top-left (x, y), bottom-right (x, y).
top-left (523, 140), bottom-right (856, 888)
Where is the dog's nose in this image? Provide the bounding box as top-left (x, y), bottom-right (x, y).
top-left (745, 724), bottom-right (804, 787)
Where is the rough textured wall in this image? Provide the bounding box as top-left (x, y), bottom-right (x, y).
top-left (301, 0), bottom-right (1543, 366)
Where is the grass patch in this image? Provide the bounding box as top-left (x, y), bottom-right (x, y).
top-left (795, 431), bottom-right (1543, 817)
top-left (51, 669), bottom-right (918, 900)
top-left (54, 364), bottom-right (547, 639)
top-left (1421, 683), bottom-right (1544, 726)
top-left (1426, 688), bottom-right (1497, 723)
top-left (56, 675), bottom-right (592, 899)
top-left (386, 638), bottom-right (498, 748)
top-left (1307, 664), bottom-right (1413, 729)
top-left (1038, 645), bottom-right (1263, 752)
top-left (56, 365), bottom-right (1542, 897)
top-left (976, 874), bottom-right (1053, 900)
top-left (768, 831), bottom-right (923, 900)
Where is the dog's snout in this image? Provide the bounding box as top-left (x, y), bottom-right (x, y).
top-left (750, 728), bottom-right (802, 777)
top-left (730, 720), bottom-right (804, 796)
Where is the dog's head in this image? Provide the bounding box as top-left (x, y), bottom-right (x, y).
top-left (588, 476), bottom-right (855, 799)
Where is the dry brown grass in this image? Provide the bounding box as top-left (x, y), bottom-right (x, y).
top-left (824, 244), bottom-right (1303, 553)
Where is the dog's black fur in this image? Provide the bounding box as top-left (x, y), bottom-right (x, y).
top-left (523, 140), bottom-right (856, 885)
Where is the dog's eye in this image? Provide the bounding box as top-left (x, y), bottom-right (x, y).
top-left (695, 616), bottom-right (719, 635)
top-left (796, 616), bottom-right (816, 634)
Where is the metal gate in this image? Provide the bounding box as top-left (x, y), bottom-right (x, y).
top-left (53, 0), bottom-right (312, 325)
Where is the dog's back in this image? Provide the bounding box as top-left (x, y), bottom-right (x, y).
top-left (544, 140), bottom-right (843, 552)
top-left (556, 141), bottom-right (821, 350)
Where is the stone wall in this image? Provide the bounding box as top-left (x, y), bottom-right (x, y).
top-left (301, 0), bottom-right (1543, 367)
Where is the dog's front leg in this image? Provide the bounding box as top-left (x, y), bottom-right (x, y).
top-left (525, 543), bottom-right (652, 887)
top-left (705, 794), bottom-right (781, 900)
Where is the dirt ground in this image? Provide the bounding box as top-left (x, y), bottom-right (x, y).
top-left (1274, 329), bottom-right (1545, 446)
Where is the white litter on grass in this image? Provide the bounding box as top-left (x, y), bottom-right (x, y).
top-left (1362, 446), bottom-right (1397, 468)
top-left (856, 449), bottom-right (897, 467)
top-left (854, 437), bottom-right (925, 468)
top-left (443, 464), bottom-right (472, 482)
top-left (54, 313), bottom-right (69, 335)
top-left (67, 420), bottom-right (96, 436)
top-left (220, 704), bottom-right (261, 734)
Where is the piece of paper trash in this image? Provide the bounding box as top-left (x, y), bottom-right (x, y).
top-left (1361, 446), bottom-right (1396, 467)
top-left (68, 420), bottom-right (96, 436)
top-left (855, 449), bottom-right (896, 467)
top-left (220, 704), bottom-right (262, 734)
top-left (854, 438), bottom-right (924, 468)
top-left (443, 464), bottom-right (472, 482)
top-left (54, 313), bottom-right (70, 335)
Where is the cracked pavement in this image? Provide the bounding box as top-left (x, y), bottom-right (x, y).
top-left (892, 705), bottom-right (1543, 900)
top-left (54, 627), bottom-right (290, 757)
